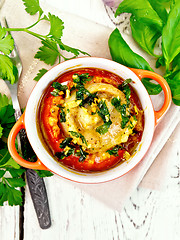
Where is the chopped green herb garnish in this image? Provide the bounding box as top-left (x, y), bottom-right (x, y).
top-left (59, 106), bottom-right (66, 122)
top-left (76, 87), bottom-right (91, 101)
top-left (51, 82), bottom-right (68, 96)
top-left (57, 137), bottom-right (89, 162)
top-left (72, 73), bottom-right (93, 85)
top-left (72, 73), bottom-right (95, 104)
top-left (78, 146), bottom-right (88, 162)
top-left (118, 79), bottom-right (132, 106)
top-left (119, 79), bottom-right (132, 88)
top-left (69, 131), bottom-right (87, 146)
top-left (96, 121), bottom-right (112, 135)
top-left (59, 137), bottom-right (73, 149)
top-left (96, 100), bottom-right (112, 135)
top-left (111, 97), bottom-right (130, 129)
top-left (107, 145), bottom-right (123, 156)
top-left (80, 92), bottom-right (98, 106)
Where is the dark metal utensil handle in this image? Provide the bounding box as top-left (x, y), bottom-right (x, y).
top-left (26, 169), bottom-right (51, 229)
top-left (19, 129), bottom-right (51, 229)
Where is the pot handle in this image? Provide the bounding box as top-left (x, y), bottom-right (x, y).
top-left (130, 68), bottom-right (172, 126)
top-left (8, 113), bottom-right (48, 170)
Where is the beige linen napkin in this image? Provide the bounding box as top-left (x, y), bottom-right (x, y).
top-left (1, 0), bottom-right (180, 212)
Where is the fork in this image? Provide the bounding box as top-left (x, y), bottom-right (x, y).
top-left (3, 18), bottom-right (51, 229)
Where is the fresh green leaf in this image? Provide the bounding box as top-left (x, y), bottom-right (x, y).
top-left (35, 170), bottom-right (53, 177)
top-left (156, 56), bottom-right (165, 68)
top-left (6, 184), bottom-right (23, 206)
top-left (0, 93), bottom-right (12, 108)
top-left (172, 53), bottom-right (180, 70)
top-left (22, 0), bottom-right (43, 16)
top-left (0, 26), bottom-right (14, 55)
top-left (48, 13), bottom-right (64, 39)
top-left (6, 177), bottom-right (26, 188)
top-left (0, 170), bottom-right (5, 178)
top-left (141, 78), bottom-right (162, 95)
top-left (0, 95), bottom-right (15, 138)
top-left (130, 15), bottom-right (161, 57)
top-left (148, 0), bottom-right (169, 23)
top-left (0, 54), bottom-right (18, 84)
top-left (34, 68), bottom-right (48, 81)
top-left (4, 158), bottom-right (20, 169)
top-left (69, 131), bottom-right (88, 146)
top-left (165, 70), bottom-right (180, 105)
top-left (0, 182), bottom-right (8, 206)
top-left (8, 168), bottom-right (25, 177)
top-left (108, 28), bottom-right (153, 71)
top-left (0, 124), bottom-right (3, 138)
top-left (59, 42), bottom-right (90, 58)
top-left (115, 0), bottom-right (163, 31)
top-left (162, 1), bottom-right (180, 70)
top-left (0, 148), bottom-right (12, 167)
top-left (35, 40), bottom-right (59, 65)
top-left (107, 145), bottom-right (123, 156)
top-left (0, 180), bottom-right (23, 206)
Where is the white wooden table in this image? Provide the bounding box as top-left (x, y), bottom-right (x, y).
top-left (1, 0), bottom-right (180, 239)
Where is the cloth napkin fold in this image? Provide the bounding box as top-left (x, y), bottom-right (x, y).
top-left (1, 0), bottom-right (180, 212)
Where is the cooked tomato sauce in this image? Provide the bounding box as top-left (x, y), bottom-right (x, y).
top-left (38, 68), bottom-right (144, 172)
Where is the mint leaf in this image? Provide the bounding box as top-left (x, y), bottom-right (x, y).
top-left (34, 68), bottom-right (48, 81)
top-left (35, 40), bottom-right (59, 65)
top-left (0, 26), bottom-right (14, 55)
top-left (0, 55), bottom-right (18, 84)
top-left (48, 13), bottom-right (64, 39)
top-left (22, 0), bottom-right (43, 16)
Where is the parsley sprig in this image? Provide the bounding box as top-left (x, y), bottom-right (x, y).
top-left (0, 93), bottom-right (53, 206)
top-left (0, 0), bottom-right (89, 83)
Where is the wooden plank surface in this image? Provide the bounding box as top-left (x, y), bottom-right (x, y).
top-left (0, 0), bottom-right (180, 240)
top-left (22, 123), bottom-right (180, 240)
